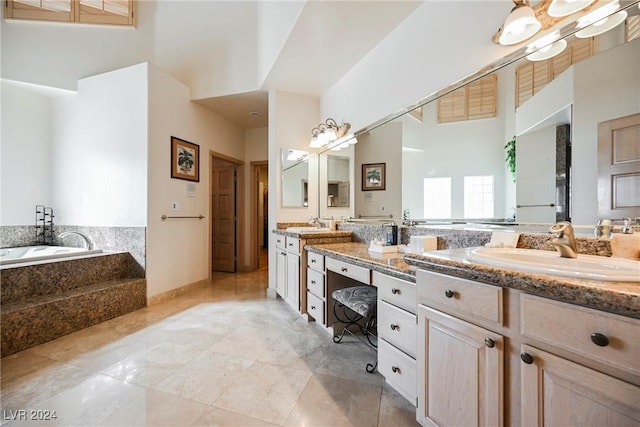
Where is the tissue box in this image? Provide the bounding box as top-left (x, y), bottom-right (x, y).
top-left (409, 236), bottom-right (438, 252)
top-left (369, 242), bottom-right (399, 253)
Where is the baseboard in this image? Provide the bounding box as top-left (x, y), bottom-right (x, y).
top-left (147, 279), bottom-right (209, 306)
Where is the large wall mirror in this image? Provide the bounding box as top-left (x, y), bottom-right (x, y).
top-left (319, 147), bottom-right (355, 218)
top-left (333, 1), bottom-right (640, 227)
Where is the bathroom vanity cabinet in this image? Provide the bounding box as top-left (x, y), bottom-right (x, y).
top-left (274, 235), bottom-right (301, 311)
top-left (416, 269), bottom-right (640, 426)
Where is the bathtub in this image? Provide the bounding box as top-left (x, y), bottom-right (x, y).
top-left (0, 246), bottom-right (103, 266)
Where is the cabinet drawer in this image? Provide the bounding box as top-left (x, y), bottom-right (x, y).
top-left (308, 251), bottom-right (325, 272)
top-left (521, 293), bottom-right (640, 377)
top-left (307, 268), bottom-right (325, 299)
top-left (378, 300), bottom-right (417, 358)
top-left (286, 237), bottom-right (301, 254)
top-left (307, 291), bottom-right (324, 324)
top-left (417, 270), bottom-right (503, 325)
top-left (274, 234), bottom-right (286, 251)
top-left (326, 258), bottom-right (370, 284)
top-left (374, 271), bottom-right (416, 314)
top-left (379, 338), bottom-right (417, 403)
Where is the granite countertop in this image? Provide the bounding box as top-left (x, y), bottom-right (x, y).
top-left (305, 242), bottom-right (640, 319)
top-left (305, 242), bottom-right (416, 283)
top-left (273, 229), bottom-right (353, 239)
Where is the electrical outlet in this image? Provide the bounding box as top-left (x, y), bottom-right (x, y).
top-left (171, 201), bottom-right (180, 211)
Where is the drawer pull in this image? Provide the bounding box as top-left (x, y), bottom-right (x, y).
top-left (520, 352), bottom-right (534, 365)
top-left (390, 324), bottom-right (399, 331)
top-left (311, 306), bottom-right (316, 310)
top-left (590, 332), bottom-right (610, 347)
top-left (484, 338), bottom-right (495, 348)
top-left (341, 267), bottom-right (348, 273)
top-left (391, 366), bottom-right (401, 374)
top-left (445, 289), bottom-right (455, 298)
top-left (391, 288), bottom-right (400, 295)
top-left (288, 243), bottom-right (293, 247)
top-left (311, 280), bottom-right (316, 284)
top-left (311, 259), bottom-right (316, 263)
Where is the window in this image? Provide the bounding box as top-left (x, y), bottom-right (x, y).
top-left (424, 177), bottom-right (451, 219)
top-left (516, 37), bottom-right (593, 107)
top-left (464, 175), bottom-right (494, 218)
top-left (4, 0), bottom-right (134, 26)
top-left (438, 74), bottom-right (497, 123)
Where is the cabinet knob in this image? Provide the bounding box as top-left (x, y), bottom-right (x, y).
top-left (341, 267), bottom-right (348, 273)
top-left (311, 280), bottom-right (316, 284)
top-left (484, 338), bottom-right (495, 348)
top-left (391, 366), bottom-right (400, 374)
top-left (520, 352), bottom-right (534, 365)
top-left (311, 259), bottom-right (316, 263)
top-left (390, 324), bottom-right (399, 331)
top-left (590, 332), bottom-right (609, 347)
top-left (311, 306), bottom-right (316, 310)
top-left (445, 289), bottom-right (455, 298)
top-left (391, 288), bottom-right (400, 295)
top-left (288, 243), bottom-right (293, 247)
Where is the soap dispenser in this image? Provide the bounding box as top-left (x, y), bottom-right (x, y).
top-left (385, 223), bottom-right (398, 246)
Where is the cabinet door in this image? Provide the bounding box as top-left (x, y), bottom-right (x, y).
top-left (520, 344), bottom-right (640, 426)
top-left (285, 253), bottom-right (300, 310)
top-left (275, 250), bottom-right (286, 297)
top-left (417, 305), bottom-right (503, 427)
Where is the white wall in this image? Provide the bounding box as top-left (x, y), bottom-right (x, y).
top-left (147, 63), bottom-right (246, 298)
top-left (0, 83), bottom-right (53, 225)
top-left (572, 39), bottom-right (640, 225)
top-left (52, 63), bottom-right (148, 226)
top-left (355, 121), bottom-right (402, 222)
top-left (516, 126), bottom-right (557, 223)
top-left (320, 1), bottom-right (520, 133)
top-left (268, 90), bottom-right (319, 292)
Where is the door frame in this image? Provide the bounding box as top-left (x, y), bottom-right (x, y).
top-left (250, 160), bottom-right (268, 271)
top-left (209, 150), bottom-right (244, 276)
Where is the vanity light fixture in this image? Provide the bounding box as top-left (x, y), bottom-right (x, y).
top-left (547, 0), bottom-right (596, 17)
top-left (498, 0), bottom-right (542, 45)
top-left (309, 118), bottom-right (351, 148)
top-left (525, 30), bottom-right (567, 61)
top-left (575, 1), bottom-right (627, 38)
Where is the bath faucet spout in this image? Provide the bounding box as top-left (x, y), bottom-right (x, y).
top-left (58, 231), bottom-right (94, 250)
top-left (549, 221), bottom-right (577, 258)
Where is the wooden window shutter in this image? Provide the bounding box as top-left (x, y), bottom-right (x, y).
top-left (627, 15), bottom-right (640, 43)
top-left (438, 87), bottom-right (466, 123)
top-left (5, 0), bottom-right (73, 22)
top-left (5, 0), bottom-right (133, 25)
top-left (438, 74), bottom-right (497, 123)
top-left (78, 0), bottom-right (133, 25)
top-left (467, 74), bottom-right (497, 120)
top-left (516, 62), bottom-right (534, 106)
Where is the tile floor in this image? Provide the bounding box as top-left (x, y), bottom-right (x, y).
top-left (1, 269), bottom-right (419, 427)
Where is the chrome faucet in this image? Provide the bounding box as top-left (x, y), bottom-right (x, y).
top-left (58, 231), bottom-right (94, 250)
top-left (549, 221), bottom-right (577, 258)
top-left (309, 217), bottom-right (323, 229)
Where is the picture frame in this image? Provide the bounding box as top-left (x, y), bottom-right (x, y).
top-left (171, 136), bottom-right (200, 182)
top-left (362, 163), bottom-right (386, 191)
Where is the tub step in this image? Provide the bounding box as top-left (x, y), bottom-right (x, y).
top-left (1, 277), bottom-right (146, 356)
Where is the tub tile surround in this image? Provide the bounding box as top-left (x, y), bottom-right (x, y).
top-left (0, 225), bottom-right (146, 274)
top-left (1, 252), bottom-right (146, 356)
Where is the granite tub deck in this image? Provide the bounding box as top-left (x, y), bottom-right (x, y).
top-left (305, 242), bottom-right (640, 320)
top-left (1, 252), bottom-right (146, 356)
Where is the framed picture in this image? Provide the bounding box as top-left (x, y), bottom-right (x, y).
top-left (362, 163), bottom-right (386, 191)
top-left (171, 136), bottom-right (200, 182)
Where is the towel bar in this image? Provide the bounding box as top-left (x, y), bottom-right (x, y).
top-left (161, 215), bottom-right (205, 220)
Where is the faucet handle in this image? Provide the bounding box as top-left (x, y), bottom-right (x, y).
top-left (622, 217), bottom-right (635, 234)
top-left (549, 221), bottom-right (571, 235)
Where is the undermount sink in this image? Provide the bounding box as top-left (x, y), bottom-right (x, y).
top-left (467, 247), bottom-right (640, 282)
top-left (285, 227), bottom-right (331, 233)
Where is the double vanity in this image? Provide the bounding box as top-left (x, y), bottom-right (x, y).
top-left (272, 224), bottom-right (640, 426)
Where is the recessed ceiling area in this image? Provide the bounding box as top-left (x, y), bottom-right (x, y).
top-left (194, 91), bottom-right (269, 129)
